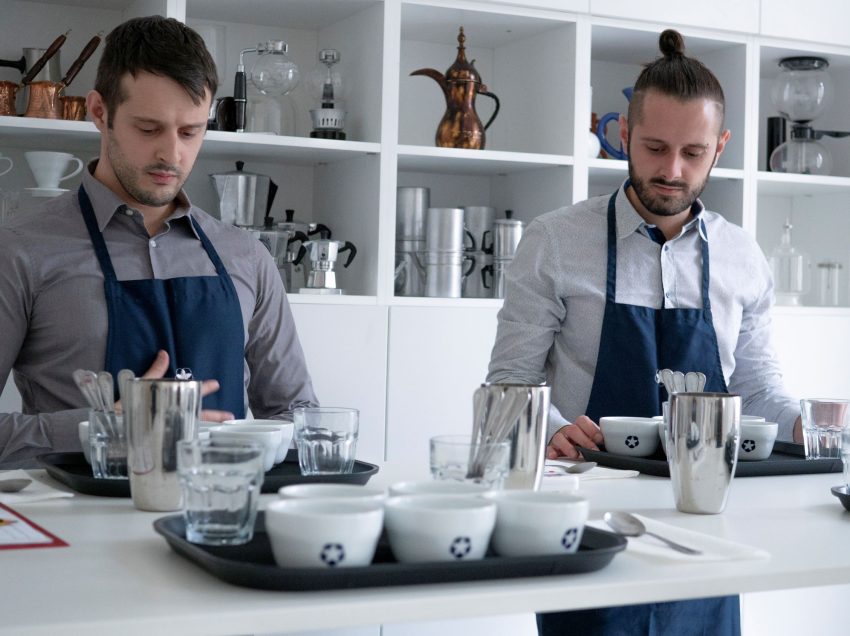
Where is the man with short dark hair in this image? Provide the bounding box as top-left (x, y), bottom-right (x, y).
top-left (0, 16), bottom-right (317, 467)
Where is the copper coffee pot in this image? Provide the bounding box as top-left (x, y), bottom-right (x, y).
top-left (24, 33), bottom-right (102, 119)
top-left (410, 27), bottom-right (500, 150)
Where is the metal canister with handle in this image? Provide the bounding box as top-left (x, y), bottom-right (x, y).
top-left (125, 378), bottom-right (202, 511)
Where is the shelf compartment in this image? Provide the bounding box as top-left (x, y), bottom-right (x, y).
top-left (757, 171), bottom-right (850, 196)
top-left (399, 3), bottom-right (577, 155)
top-left (591, 24), bottom-right (746, 171)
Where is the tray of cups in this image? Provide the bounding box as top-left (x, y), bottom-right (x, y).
top-left (37, 450), bottom-right (379, 497)
top-left (578, 441), bottom-right (843, 478)
top-left (153, 510), bottom-right (627, 591)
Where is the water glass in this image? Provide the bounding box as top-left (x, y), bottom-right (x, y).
top-left (800, 399), bottom-right (850, 459)
top-left (293, 407), bottom-right (359, 475)
top-left (429, 434), bottom-right (510, 489)
top-left (177, 440), bottom-right (264, 546)
top-left (89, 410), bottom-right (127, 479)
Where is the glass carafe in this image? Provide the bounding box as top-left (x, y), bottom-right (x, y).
top-left (770, 220), bottom-right (810, 306)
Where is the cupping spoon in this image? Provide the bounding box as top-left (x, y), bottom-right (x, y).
top-left (603, 511), bottom-right (702, 555)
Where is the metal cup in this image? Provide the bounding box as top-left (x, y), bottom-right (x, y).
top-left (396, 187), bottom-right (429, 242)
top-left (667, 392), bottom-right (741, 514)
top-left (472, 383), bottom-right (550, 490)
top-left (425, 207), bottom-right (467, 252)
top-left (125, 379), bottom-right (202, 511)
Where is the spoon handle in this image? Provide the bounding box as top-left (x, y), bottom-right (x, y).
top-left (645, 530), bottom-right (703, 555)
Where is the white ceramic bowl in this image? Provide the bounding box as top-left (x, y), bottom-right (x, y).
top-left (486, 491), bottom-right (589, 557)
top-left (77, 420), bottom-right (91, 464)
top-left (738, 421), bottom-right (779, 461)
top-left (600, 416), bottom-right (660, 457)
top-left (222, 419), bottom-right (294, 464)
top-left (741, 415), bottom-right (767, 423)
top-left (209, 425), bottom-right (282, 472)
top-left (278, 483), bottom-right (387, 505)
top-left (388, 480), bottom-right (491, 497)
top-left (265, 498), bottom-right (384, 569)
top-left (384, 495), bottom-right (496, 563)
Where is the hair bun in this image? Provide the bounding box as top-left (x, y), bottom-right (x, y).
top-left (659, 29), bottom-right (685, 58)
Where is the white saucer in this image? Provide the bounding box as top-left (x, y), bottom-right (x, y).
top-left (25, 187), bottom-right (69, 198)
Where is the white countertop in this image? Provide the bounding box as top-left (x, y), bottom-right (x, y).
top-left (1, 464), bottom-right (848, 636)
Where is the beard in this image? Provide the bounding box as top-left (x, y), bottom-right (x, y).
top-left (106, 135), bottom-right (184, 208)
top-left (627, 154), bottom-right (714, 217)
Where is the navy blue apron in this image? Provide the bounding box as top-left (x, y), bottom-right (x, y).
top-left (79, 186), bottom-right (246, 417)
top-left (537, 189), bottom-right (739, 636)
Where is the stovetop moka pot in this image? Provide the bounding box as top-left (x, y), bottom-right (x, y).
top-left (410, 27), bottom-right (500, 150)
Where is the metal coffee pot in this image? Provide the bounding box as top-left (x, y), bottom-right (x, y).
top-left (410, 27), bottom-right (500, 150)
top-left (275, 209), bottom-right (331, 293)
top-left (210, 161), bottom-right (278, 227)
top-left (297, 230), bottom-right (357, 295)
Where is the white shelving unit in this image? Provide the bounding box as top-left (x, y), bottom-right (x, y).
top-left (3, 2), bottom-right (850, 634)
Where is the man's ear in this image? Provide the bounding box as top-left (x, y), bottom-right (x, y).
top-left (714, 129), bottom-right (732, 164)
top-left (86, 90), bottom-right (108, 132)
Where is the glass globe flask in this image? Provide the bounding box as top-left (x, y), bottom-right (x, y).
top-left (250, 40), bottom-right (300, 96)
top-left (769, 126), bottom-right (832, 175)
top-left (770, 56), bottom-right (830, 123)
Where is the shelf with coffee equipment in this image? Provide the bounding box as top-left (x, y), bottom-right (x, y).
top-left (389, 296), bottom-right (503, 308)
top-left (588, 158), bottom-right (743, 189)
top-left (396, 145), bottom-right (573, 174)
top-left (756, 170), bottom-right (850, 196)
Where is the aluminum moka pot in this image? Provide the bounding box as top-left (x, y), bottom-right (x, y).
top-left (210, 161), bottom-right (278, 227)
top-left (297, 230), bottom-right (357, 294)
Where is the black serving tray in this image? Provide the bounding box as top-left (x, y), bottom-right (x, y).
top-left (578, 441), bottom-right (843, 478)
top-left (153, 512), bottom-right (627, 591)
top-left (831, 485), bottom-right (850, 512)
top-left (37, 451), bottom-right (379, 498)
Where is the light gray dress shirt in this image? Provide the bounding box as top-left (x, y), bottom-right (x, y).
top-left (487, 182), bottom-right (800, 443)
top-left (0, 165), bottom-right (318, 467)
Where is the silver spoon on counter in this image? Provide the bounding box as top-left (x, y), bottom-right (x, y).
top-left (603, 511), bottom-right (702, 555)
top-left (0, 478), bottom-right (32, 493)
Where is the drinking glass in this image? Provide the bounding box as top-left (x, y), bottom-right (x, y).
top-left (293, 407), bottom-right (359, 475)
top-left (801, 399), bottom-right (850, 459)
top-left (430, 434), bottom-right (510, 489)
top-left (89, 410), bottom-right (127, 479)
top-left (177, 440), bottom-right (264, 546)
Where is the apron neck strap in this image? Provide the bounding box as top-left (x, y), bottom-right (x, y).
top-left (605, 189), bottom-right (712, 310)
top-left (78, 186), bottom-right (117, 281)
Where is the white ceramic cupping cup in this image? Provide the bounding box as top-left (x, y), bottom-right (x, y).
top-left (24, 151), bottom-right (83, 189)
top-left (384, 495), bottom-right (497, 563)
top-left (209, 425), bottom-right (282, 472)
top-left (738, 421), bottom-right (779, 461)
top-left (600, 416), bottom-right (659, 457)
top-left (222, 419), bottom-right (294, 464)
top-left (388, 480), bottom-right (491, 497)
top-left (486, 491), bottom-right (589, 557)
top-left (278, 483), bottom-right (387, 505)
top-left (265, 498), bottom-right (384, 568)
top-left (658, 413), bottom-right (766, 456)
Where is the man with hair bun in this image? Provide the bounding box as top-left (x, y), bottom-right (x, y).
top-left (488, 28), bottom-right (800, 635)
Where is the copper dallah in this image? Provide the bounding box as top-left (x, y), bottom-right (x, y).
top-left (410, 27), bottom-right (500, 150)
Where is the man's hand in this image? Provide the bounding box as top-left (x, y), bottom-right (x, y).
top-left (546, 415), bottom-right (604, 460)
top-left (115, 350), bottom-right (234, 422)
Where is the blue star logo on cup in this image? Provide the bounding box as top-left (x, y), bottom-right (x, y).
top-left (450, 536), bottom-right (472, 559)
top-left (561, 527), bottom-right (579, 550)
top-left (742, 439), bottom-right (756, 453)
top-left (625, 435), bottom-right (640, 449)
top-left (320, 543), bottom-right (345, 567)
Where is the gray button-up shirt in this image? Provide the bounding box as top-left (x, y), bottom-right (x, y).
top-left (487, 182), bottom-right (799, 443)
top-left (0, 165), bottom-right (317, 467)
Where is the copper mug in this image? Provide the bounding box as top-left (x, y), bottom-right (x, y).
top-left (61, 95), bottom-right (86, 121)
top-left (24, 81), bottom-right (63, 119)
top-left (0, 81), bottom-right (18, 116)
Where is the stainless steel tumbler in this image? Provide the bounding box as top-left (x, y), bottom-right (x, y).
top-left (125, 379), bottom-right (202, 511)
top-left (472, 383), bottom-right (551, 490)
top-left (396, 186), bottom-right (429, 242)
top-left (667, 392), bottom-right (741, 514)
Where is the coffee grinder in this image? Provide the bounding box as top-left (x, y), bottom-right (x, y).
top-left (297, 230), bottom-right (357, 295)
